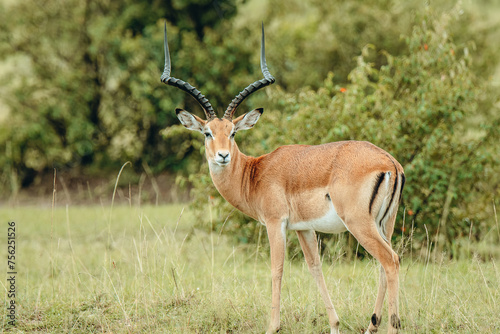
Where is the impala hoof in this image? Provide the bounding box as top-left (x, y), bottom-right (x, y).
top-left (265, 325), bottom-right (280, 333)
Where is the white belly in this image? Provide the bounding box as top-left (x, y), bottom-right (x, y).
top-left (287, 202), bottom-right (348, 234)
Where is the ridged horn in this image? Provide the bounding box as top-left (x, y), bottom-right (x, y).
top-left (223, 23), bottom-right (275, 120)
top-left (160, 22), bottom-right (216, 120)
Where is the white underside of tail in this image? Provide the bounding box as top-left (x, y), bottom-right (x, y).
top-left (375, 172), bottom-right (401, 243)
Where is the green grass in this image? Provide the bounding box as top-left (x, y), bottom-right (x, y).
top-left (1, 204), bottom-right (499, 333)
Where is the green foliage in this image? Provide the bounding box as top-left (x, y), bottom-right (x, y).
top-left (0, 0), bottom-right (240, 190)
top-left (188, 5), bottom-right (500, 258)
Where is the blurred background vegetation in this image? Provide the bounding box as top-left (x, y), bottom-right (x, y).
top-left (1, 0), bottom-right (499, 258)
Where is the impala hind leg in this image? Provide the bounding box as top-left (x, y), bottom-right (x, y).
top-left (365, 213), bottom-right (399, 333)
top-left (347, 215), bottom-right (400, 334)
top-left (266, 220), bottom-right (286, 334)
top-left (296, 230), bottom-right (340, 334)
top-left (364, 266), bottom-right (387, 333)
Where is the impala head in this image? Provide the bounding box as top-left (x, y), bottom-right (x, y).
top-left (160, 22), bottom-right (275, 170)
top-left (175, 107), bottom-right (264, 169)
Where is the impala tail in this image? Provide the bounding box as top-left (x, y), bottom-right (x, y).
top-left (370, 170), bottom-right (406, 243)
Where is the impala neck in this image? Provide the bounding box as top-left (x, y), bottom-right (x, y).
top-left (208, 144), bottom-right (257, 219)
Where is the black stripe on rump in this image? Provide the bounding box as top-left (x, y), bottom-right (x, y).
top-left (379, 172), bottom-right (399, 224)
top-left (369, 172), bottom-right (386, 214)
top-left (399, 173), bottom-right (406, 203)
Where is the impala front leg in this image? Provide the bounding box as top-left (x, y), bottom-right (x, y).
top-left (266, 219), bottom-right (287, 333)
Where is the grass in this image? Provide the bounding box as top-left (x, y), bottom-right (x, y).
top-left (0, 203), bottom-right (499, 333)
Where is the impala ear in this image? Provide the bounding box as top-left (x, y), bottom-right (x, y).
top-left (233, 108), bottom-right (263, 131)
top-left (176, 108), bottom-right (206, 133)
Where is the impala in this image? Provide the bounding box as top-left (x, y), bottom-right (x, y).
top-left (161, 23), bottom-right (405, 334)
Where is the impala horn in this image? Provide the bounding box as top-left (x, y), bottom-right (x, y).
top-left (160, 23), bottom-right (217, 120)
top-left (223, 22), bottom-right (275, 120)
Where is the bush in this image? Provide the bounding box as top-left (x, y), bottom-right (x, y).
top-left (0, 0), bottom-right (241, 191)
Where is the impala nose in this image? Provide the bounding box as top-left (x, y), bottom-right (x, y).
top-left (216, 151), bottom-right (230, 164)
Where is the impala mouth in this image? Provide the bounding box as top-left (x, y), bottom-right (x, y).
top-left (215, 159), bottom-right (230, 167)
top-left (209, 159), bottom-right (230, 170)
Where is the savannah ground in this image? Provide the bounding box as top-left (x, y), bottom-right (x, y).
top-left (1, 202), bottom-right (499, 333)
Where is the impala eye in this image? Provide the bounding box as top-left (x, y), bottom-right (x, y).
top-left (204, 132), bottom-right (212, 139)
top-left (230, 132), bottom-right (236, 139)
